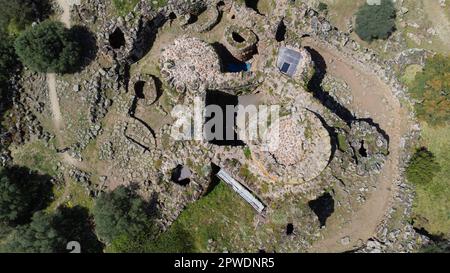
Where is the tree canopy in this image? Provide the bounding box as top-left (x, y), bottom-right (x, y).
top-left (1, 206), bottom-right (102, 253)
top-left (409, 54), bottom-right (450, 126)
top-left (1, 211), bottom-right (65, 253)
top-left (0, 167), bottom-right (53, 225)
top-left (14, 20), bottom-right (82, 73)
top-left (92, 186), bottom-right (157, 245)
top-left (355, 0), bottom-right (396, 42)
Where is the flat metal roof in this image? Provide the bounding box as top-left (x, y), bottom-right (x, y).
top-left (277, 47), bottom-right (302, 77)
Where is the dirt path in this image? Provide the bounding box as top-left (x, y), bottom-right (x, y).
top-left (56, 0), bottom-right (73, 28)
top-left (47, 73), bottom-right (64, 137)
top-left (302, 38), bottom-right (411, 253)
top-left (46, 1), bottom-right (83, 168)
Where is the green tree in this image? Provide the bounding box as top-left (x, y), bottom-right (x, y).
top-left (409, 54), bottom-right (450, 126)
top-left (0, 167), bottom-right (53, 225)
top-left (93, 186), bottom-right (157, 245)
top-left (14, 20), bottom-right (81, 73)
top-left (0, 34), bottom-right (17, 85)
top-left (1, 211), bottom-right (65, 253)
top-left (355, 0), bottom-right (396, 42)
top-left (1, 206), bottom-right (103, 253)
top-left (406, 148), bottom-right (441, 186)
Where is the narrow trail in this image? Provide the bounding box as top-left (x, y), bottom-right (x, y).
top-left (57, 0), bottom-right (73, 28)
top-left (302, 38), bottom-right (411, 253)
top-left (47, 73), bottom-right (64, 137)
top-left (46, 1), bottom-right (85, 170)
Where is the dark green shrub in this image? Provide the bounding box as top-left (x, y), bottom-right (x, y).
top-left (406, 148), bottom-right (441, 186)
top-left (355, 0), bottom-right (396, 42)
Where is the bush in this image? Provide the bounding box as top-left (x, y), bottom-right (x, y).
top-left (355, 0), bottom-right (396, 42)
top-left (406, 148), bottom-right (441, 186)
top-left (409, 54), bottom-right (450, 126)
top-left (14, 20), bottom-right (81, 73)
top-left (93, 186), bottom-right (157, 245)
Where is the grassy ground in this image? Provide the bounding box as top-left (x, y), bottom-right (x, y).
top-left (413, 124), bottom-right (450, 236)
top-left (47, 179), bottom-right (95, 212)
top-left (9, 139), bottom-right (59, 177)
top-left (112, 0), bottom-right (167, 16)
top-left (151, 182), bottom-right (256, 252)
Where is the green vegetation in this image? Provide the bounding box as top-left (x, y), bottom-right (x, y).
top-left (406, 148), bottom-right (441, 186)
top-left (411, 125), bottom-right (450, 236)
top-left (113, 0), bottom-right (167, 16)
top-left (1, 206), bottom-right (102, 253)
top-left (0, 34), bottom-right (16, 83)
top-left (0, 34), bottom-right (17, 101)
top-left (0, 167), bottom-right (53, 225)
top-left (113, 0), bottom-right (140, 16)
top-left (400, 64), bottom-right (423, 86)
top-left (1, 211), bottom-right (65, 252)
top-left (408, 54), bottom-right (450, 126)
top-left (14, 20), bottom-right (81, 73)
top-left (318, 2), bottom-right (328, 12)
top-left (10, 139), bottom-right (59, 177)
top-left (243, 147), bottom-right (252, 159)
top-left (93, 186), bottom-right (157, 246)
top-left (337, 133), bottom-right (349, 152)
top-left (354, 0), bottom-right (396, 42)
top-left (146, 182), bottom-right (255, 252)
top-left (0, 0), bottom-right (51, 36)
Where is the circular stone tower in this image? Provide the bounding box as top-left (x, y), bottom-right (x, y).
top-left (223, 25), bottom-right (258, 62)
top-left (250, 110), bottom-right (332, 183)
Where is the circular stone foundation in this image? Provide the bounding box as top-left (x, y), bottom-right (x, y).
top-left (255, 110), bottom-right (331, 183)
top-left (223, 25), bottom-right (258, 61)
top-left (160, 37), bottom-right (222, 93)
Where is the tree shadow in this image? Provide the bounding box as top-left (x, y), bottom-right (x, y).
top-left (53, 205), bottom-right (104, 253)
top-left (308, 192), bottom-right (335, 227)
top-left (67, 25), bottom-right (98, 73)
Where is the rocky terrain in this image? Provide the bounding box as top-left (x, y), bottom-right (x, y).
top-left (1, 0), bottom-right (446, 253)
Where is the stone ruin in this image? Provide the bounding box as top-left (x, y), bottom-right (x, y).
top-left (223, 25), bottom-right (258, 62)
top-left (130, 74), bottom-right (159, 106)
top-left (249, 110), bottom-right (332, 183)
top-left (159, 37), bottom-right (259, 94)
